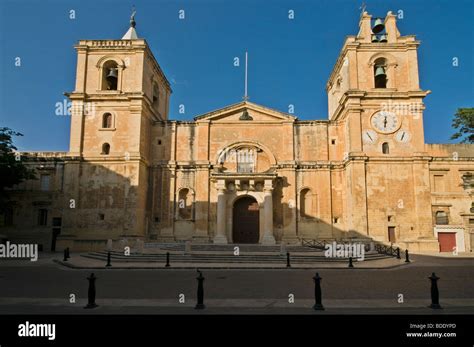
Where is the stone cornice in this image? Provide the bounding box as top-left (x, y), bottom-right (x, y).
top-left (80, 156), bottom-right (150, 166)
top-left (356, 41), bottom-right (421, 51)
top-left (363, 90), bottom-right (431, 99)
top-left (295, 120), bottom-right (329, 125)
top-left (210, 172), bottom-right (278, 181)
top-left (430, 157), bottom-right (474, 162)
top-left (433, 225), bottom-right (465, 230)
top-left (66, 91), bottom-right (146, 102)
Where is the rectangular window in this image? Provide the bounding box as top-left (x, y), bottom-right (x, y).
top-left (40, 175), bottom-right (50, 191)
top-left (435, 211), bottom-right (449, 225)
top-left (38, 209), bottom-right (48, 226)
top-left (236, 150), bottom-right (255, 173)
top-left (237, 162), bottom-right (254, 173)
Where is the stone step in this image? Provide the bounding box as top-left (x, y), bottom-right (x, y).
top-left (93, 250), bottom-right (383, 258)
top-left (143, 242), bottom-right (374, 253)
top-left (144, 243), bottom-right (317, 251)
top-left (82, 251), bottom-right (390, 263)
top-left (82, 255), bottom-right (388, 264)
top-left (95, 248), bottom-right (381, 257)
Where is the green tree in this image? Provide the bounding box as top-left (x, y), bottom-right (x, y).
top-left (450, 108), bottom-right (474, 144)
top-left (0, 127), bottom-right (36, 210)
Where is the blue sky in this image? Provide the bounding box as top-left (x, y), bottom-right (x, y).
top-left (0, 0), bottom-right (472, 151)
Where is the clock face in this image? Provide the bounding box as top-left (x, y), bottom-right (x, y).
top-left (371, 111), bottom-right (400, 134)
top-left (395, 129), bottom-right (411, 143)
top-left (362, 129), bottom-right (378, 144)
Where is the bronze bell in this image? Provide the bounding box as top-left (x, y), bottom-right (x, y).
top-left (371, 35), bottom-right (379, 43)
top-left (372, 18), bottom-right (385, 34)
top-left (379, 34), bottom-right (388, 43)
top-left (375, 66), bottom-right (386, 77)
top-left (106, 68), bottom-right (118, 80)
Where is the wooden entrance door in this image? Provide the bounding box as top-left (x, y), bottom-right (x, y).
top-left (51, 217), bottom-right (62, 252)
top-left (388, 227), bottom-right (396, 243)
top-left (232, 197), bottom-right (259, 243)
top-left (438, 232), bottom-right (456, 252)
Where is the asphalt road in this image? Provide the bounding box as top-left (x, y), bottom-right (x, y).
top-left (0, 254), bottom-right (472, 314)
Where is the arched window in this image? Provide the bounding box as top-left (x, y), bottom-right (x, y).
top-left (178, 188), bottom-right (193, 220)
top-left (152, 82), bottom-right (159, 106)
top-left (300, 188), bottom-right (313, 218)
top-left (102, 60), bottom-right (118, 90)
top-left (435, 211), bottom-right (448, 225)
top-left (374, 58), bottom-right (387, 88)
top-left (101, 143), bottom-right (110, 155)
top-left (382, 142), bottom-right (390, 154)
top-left (102, 113), bottom-right (113, 128)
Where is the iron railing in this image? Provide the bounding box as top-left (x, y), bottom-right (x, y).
top-left (301, 238), bottom-right (403, 258)
top-left (374, 243), bottom-right (403, 259)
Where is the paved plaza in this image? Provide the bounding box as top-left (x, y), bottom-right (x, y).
top-left (0, 252), bottom-right (472, 314)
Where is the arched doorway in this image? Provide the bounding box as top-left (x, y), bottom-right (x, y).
top-left (232, 196), bottom-right (259, 243)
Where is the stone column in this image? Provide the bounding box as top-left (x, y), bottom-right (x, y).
top-left (460, 212), bottom-right (474, 252)
top-left (262, 179), bottom-right (276, 245)
top-left (214, 180), bottom-right (228, 244)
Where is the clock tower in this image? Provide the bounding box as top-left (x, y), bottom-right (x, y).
top-left (326, 11), bottom-right (437, 249)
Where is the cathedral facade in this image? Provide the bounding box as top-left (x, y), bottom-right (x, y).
top-left (2, 12), bottom-right (473, 252)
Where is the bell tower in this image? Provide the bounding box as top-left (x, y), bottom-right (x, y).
top-left (68, 12), bottom-right (171, 160)
top-left (326, 11), bottom-right (430, 158)
top-left (63, 13), bottom-right (172, 244)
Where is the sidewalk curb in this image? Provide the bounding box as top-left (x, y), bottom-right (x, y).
top-left (413, 254), bottom-right (474, 260)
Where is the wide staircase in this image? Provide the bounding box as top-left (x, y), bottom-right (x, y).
top-left (81, 242), bottom-right (392, 265)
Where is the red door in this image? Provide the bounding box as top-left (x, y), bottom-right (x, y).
top-left (438, 232), bottom-right (456, 252)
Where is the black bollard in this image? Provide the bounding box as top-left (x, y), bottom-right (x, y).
top-left (405, 249), bottom-right (410, 263)
top-left (195, 269), bottom-right (205, 310)
top-left (396, 247), bottom-right (401, 259)
top-left (106, 251), bottom-right (112, 267)
top-left (84, 273), bottom-right (98, 309)
top-left (66, 247), bottom-right (70, 259)
top-left (313, 272), bottom-right (325, 311)
top-left (165, 252), bottom-right (170, 267)
top-left (286, 252), bottom-right (291, 268)
top-left (63, 248), bottom-right (68, 262)
top-left (348, 256), bottom-right (354, 268)
top-left (429, 273), bottom-right (442, 309)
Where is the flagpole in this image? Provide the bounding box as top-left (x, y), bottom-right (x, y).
top-left (244, 51), bottom-right (248, 100)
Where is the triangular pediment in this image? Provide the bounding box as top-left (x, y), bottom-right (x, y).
top-left (193, 101), bottom-right (297, 122)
